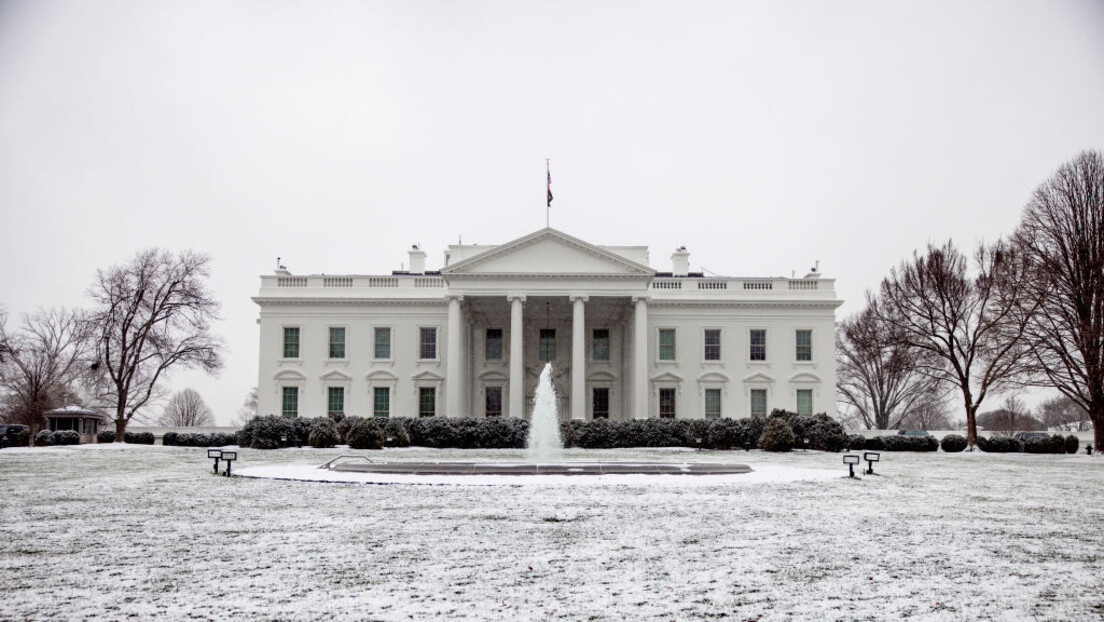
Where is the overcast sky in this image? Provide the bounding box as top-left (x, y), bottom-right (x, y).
top-left (2, 0), bottom-right (1102, 424)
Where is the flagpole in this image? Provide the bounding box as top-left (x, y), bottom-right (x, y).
top-left (545, 158), bottom-right (551, 228)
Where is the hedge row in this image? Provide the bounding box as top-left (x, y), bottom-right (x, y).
top-left (978, 434), bottom-right (1079, 454)
top-left (95, 430), bottom-right (155, 444)
top-left (33, 430), bottom-right (81, 446)
top-left (232, 409), bottom-right (857, 452)
top-left (162, 431), bottom-right (238, 447)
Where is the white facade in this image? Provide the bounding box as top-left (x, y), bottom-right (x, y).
top-left (254, 228), bottom-right (842, 421)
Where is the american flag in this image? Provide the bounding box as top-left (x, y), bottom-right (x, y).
top-left (546, 163), bottom-right (553, 207)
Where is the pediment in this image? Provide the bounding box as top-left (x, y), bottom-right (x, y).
top-left (697, 371), bottom-right (731, 384)
top-left (789, 372), bottom-right (822, 384)
top-left (650, 370), bottom-right (685, 382)
top-left (411, 369), bottom-right (445, 382)
top-left (320, 369), bottom-right (353, 382)
top-left (442, 228), bottom-right (654, 277)
top-left (366, 369), bottom-right (399, 382)
top-left (273, 369), bottom-right (306, 381)
top-left (478, 369), bottom-right (509, 381)
top-left (743, 372), bottom-right (776, 384)
top-left (587, 370), bottom-right (619, 382)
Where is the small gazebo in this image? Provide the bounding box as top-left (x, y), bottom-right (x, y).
top-left (44, 406), bottom-right (106, 444)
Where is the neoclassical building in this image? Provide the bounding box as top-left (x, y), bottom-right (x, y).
top-left (254, 228), bottom-right (842, 421)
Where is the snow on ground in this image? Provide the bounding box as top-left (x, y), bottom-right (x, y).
top-left (1, 444), bottom-right (1102, 621)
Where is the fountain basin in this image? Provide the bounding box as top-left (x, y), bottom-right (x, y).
top-left (320, 456), bottom-right (752, 476)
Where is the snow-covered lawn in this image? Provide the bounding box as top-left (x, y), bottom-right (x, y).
top-left (1, 444), bottom-right (1101, 621)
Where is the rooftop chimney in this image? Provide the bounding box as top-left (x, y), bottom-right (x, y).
top-left (671, 246), bottom-right (690, 277)
top-left (408, 244), bottom-right (427, 274)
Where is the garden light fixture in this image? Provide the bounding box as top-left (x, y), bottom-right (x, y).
top-left (843, 454), bottom-right (860, 478)
top-left (864, 451), bottom-right (880, 475)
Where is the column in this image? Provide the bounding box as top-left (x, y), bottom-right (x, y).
top-left (508, 295), bottom-right (526, 418)
top-left (570, 295), bottom-right (588, 420)
top-left (633, 296), bottom-right (649, 419)
top-left (445, 295), bottom-right (464, 417)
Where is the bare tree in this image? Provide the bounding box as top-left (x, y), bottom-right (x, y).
top-left (1013, 150), bottom-right (1104, 448)
top-left (874, 239), bottom-right (1037, 448)
top-left (0, 308), bottom-right (91, 443)
top-left (836, 303), bottom-right (947, 430)
top-left (158, 388), bottom-right (214, 427)
top-left (234, 387), bottom-right (258, 426)
top-left (898, 399), bottom-right (954, 431)
top-left (87, 249), bottom-right (224, 441)
top-left (1039, 394), bottom-right (1090, 431)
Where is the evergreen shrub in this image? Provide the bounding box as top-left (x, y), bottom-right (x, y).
top-left (404, 416), bottom-right (458, 448)
top-left (383, 418), bottom-right (411, 448)
top-left (347, 417), bottom-right (384, 450)
top-left (1065, 434), bottom-right (1079, 454)
top-left (309, 418), bottom-right (339, 448)
top-left (162, 431), bottom-right (179, 446)
top-left (124, 431), bottom-right (155, 445)
top-left (54, 430), bottom-right (80, 445)
top-left (879, 435), bottom-right (938, 452)
top-left (705, 418), bottom-right (745, 450)
top-left (34, 430), bottom-right (54, 446)
top-left (16, 429), bottom-right (31, 446)
top-left (758, 417), bottom-right (795, 452)
top-left (940, 434), bottom-right (968, 453)
top-left (977, 435), bottom-right (1021, 453)
top-left (245, 415), bottom-right (297, 449)
top-left (848, 434), bottom-right (868, 451)
top-left (97, 430), bottom-right (116, 443)
top-left (1049, 434), bottom-right (1067, 454)
top-left (575, 418), bottom-right (614, 449)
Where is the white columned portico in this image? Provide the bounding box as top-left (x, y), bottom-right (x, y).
top-left (633, 296), bottom-right (649, 419)
top-left (445, 295), bottom-right (464, 417)
top-left (508, 295), bottom-right (526, 418)
top-left (570, 295), bottom-right (588, 420)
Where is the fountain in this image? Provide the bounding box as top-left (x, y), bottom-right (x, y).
top-left (525, 363), bottom-right (562, 463)
top-left (310, 362), bottom-right (752, 478)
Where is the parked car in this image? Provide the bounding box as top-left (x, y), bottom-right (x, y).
top-left (897, 429), bottom-right (930, 436)
top-left (1014, 432), bottom-right (1050, 443)
top-left (0, 424), bottom-right (29, 446)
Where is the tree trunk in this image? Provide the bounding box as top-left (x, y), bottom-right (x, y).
top-left (114, 415), bottom-right (127, 443)
top-left (965, 403), bottom-right (979, 449)
top-left (1092, 403), bottom-right (1103, 452)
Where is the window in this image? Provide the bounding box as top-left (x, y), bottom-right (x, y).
top-left (704, 329), bottom-right (721, 361)
top-left (796, 329), bottom-right (812, 361)
top-left (659, 388), bottom-right (677, 418)
top-left (796, 389), bottom-right (813, 415)
top-left (539, 329), bottom-right (556, 362)
top-left (374, 327), bottom-right (391, 359)
top-left (419, 327), bottom-right (437, 360)
top-left (281, 386), bottom-right (298, 417)
top-left (283, 327), bottom-right (300, 358)
top-left (593, 387), bottom-right (610, 419)
top-left (592, 329), bottom-right (610, 361)
top-left (750, 389), bottom-right (767, 418)
top-left (373, 387), bottom-right (390, 418)
top-left (485, 387), bottom-right (502, 417)
top-left (419, 387), bottom-right (436, 417)
top-left (659, 329), bottom-right (676, 361)
top-left (327, 387), bottom-right (344, 416)
top-left (485, 329), bottom-right (503, 360)
top-left (329, 327), bottom-right (346, 359)
top-left (750, 329), bottom-right (766, 361)
top-left (705, 388), bottom-right (722, 418)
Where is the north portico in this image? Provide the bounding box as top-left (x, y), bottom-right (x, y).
top-left (254, 228), bottom-right (842, 421)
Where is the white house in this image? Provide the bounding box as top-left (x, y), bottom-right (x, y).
top-left (254, 227), bottom-right (842, 421)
